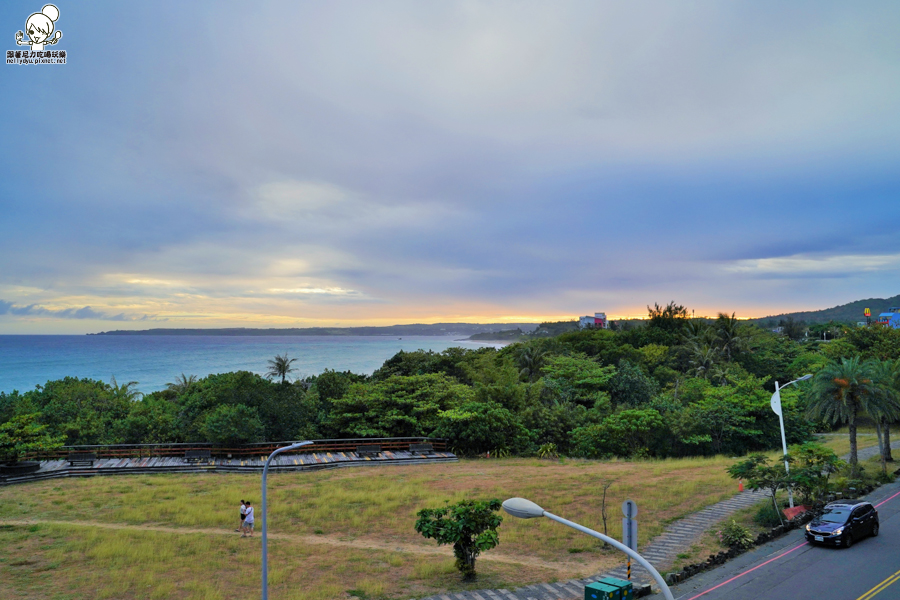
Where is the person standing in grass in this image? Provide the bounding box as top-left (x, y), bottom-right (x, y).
top-left (236, 499), bottom-right (246, 532)
top-left (242, 501), bottom-right (254, 537)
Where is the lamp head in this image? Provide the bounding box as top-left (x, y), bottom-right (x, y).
top-left (797, 374), bottom-right (812, 381)
top-left (288, 441), bottom-right (314, 450)
top-left (502, 497), bottom-right (545, 519)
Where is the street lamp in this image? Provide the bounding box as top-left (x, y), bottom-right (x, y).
top-left (770, 374), bottom-right (812, 508)
top-left (262, 441), bottom-right (313, 600)
top-left (502, 498), bottom-right (674, 600)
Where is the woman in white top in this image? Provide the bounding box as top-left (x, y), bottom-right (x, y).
top-left (236, 500), bottom-right (246, 532)
top-left (242, 501), bottom-right (255, 537)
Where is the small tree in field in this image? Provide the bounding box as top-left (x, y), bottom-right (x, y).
top-left (414, 499), bottom-right (503, 580)
top-left (728, 454), bottom-right (793, 527)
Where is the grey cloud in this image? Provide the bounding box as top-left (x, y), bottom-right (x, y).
top-left (0, 300), bottom-right (164, 322)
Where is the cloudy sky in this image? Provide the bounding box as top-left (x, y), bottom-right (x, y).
top-left (2, 1), bottom-right (899, 333)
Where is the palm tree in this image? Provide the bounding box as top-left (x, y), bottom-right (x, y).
top-left (807, 356), bottom-right (877, 474)
top-left (109, 376), bottom-right (142, 401)
top-left (715, 312), bottom-right (746, 362)
top-left (266, 353), bottom-right (297, 384)
top-left (882, 358), bottom-right (900, 462)
top-left (686, 340), bottom-right (719, 380)
top-left (682, 318), bottom-right (716, 345)
top-left (868, 359), bottom-right (900, 472)
top-left (166, 373), bottom-right (197, 394)
top-left (516, 345), bottom-right (546, 383)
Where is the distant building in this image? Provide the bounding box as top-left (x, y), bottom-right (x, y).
top-left (579, 312), bottom-right (609, 329)
top-left (876, 307), bottom-right (900, 329)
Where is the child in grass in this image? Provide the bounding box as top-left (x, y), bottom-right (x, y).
top-left (242, 501), bottom-right (254, 537)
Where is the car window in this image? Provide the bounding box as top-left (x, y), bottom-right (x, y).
top-left (821, 508), bottom-right (851, 523)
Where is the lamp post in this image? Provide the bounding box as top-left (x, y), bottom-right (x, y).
top-left (262, 441), bottom-right (313, 600)
top-left (502, 498), bottom-right (674, 600)
top-left (770, 375), bottom-right (812, 508)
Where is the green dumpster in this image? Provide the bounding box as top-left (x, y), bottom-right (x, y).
top-left (598, 577), bottom-right (633, 600)
top-left (584, 581), bottom-right (620, 600)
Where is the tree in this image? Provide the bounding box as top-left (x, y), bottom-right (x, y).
top-left (0, 413), bottom-right (63, 464)
top-left (22, 377), bottom-right (133, 445)
top-left (727, 454), bottom-right (792, 526)
top-left (571, 409), bottom-right (667, 458)
top-left (199, 404), bottom-right (265, 446)
top-left (864, 360), bottom-right (900, 475)
top-left (414, 499), bottom-right (503, 579)
top-left (166, 373), bottom-right (197, 394)
top-left (174, 371), bottom-right (308, 442)
top-left (872, 358), bottom-right (900, 462)
top-left (844, 324), bottom-right (900, 361)
top-left (715, 312), bottom-right (748, 362)
top-left (109, 376), bottom-right (143, 402)
top-left (779, 318), bottom-right (807, 341)
top-left (647, 301), bottom-right (689, 334)
top-left (606, 360), bottom-right (657, 408)
top-left (266, 353), bottom-right (297, 384)
top-left (540, 353), bottom-right (616, 406)
top-left (515, 344), bottom-right (547, 383)
top-left (116, 394), bottom-right (179, 444)
top-left (685, 340), bottom-right (720, 380)
top-left (328, 374), bottom-right (473, 438)
top-left (790, 442), bottom-right (843, 505)
top-left (807, 357), bottom-right (877, 474)
top-left (432, 401), bottom-right (530, 455)
top-left (0, 390), bottom-right (22, 424)
top-left (682, 396), bottom-right (761, 455)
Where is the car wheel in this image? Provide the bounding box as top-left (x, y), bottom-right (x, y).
top-left (872, 523), bottom-right (879, 537)
top-left (844, 533), bottom-right (854, 548)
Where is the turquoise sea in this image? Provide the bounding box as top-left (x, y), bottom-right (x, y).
top-left (0, 335), bottom-right (504, 395)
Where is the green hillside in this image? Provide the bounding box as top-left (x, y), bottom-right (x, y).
top-left (753, 294), bottom-right (900, 325)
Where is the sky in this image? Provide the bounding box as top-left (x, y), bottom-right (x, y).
top-left (1, 1), bottom-right (900, 334)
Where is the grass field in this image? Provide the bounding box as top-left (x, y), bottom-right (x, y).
top-left (0, 456), bottom-right (752, 600)
top-left (815, 433), bottom-right (881, 458)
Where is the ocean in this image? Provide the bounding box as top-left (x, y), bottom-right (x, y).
top-left (0, 335), bottom-right (504, 395)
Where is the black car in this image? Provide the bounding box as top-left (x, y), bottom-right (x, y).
top-left (805, 501), bottom-right (879, 548)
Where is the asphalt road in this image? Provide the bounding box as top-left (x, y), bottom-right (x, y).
top-left (650, 481), bottom-right (900, 600)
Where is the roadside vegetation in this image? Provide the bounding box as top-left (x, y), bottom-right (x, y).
top-left (673, 449), bottom-right (892, 573)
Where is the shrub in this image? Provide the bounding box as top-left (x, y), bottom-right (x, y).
top-left (537, 442), bottom-right (558, 459)
top-left (754, 502), bottom-right (783, 528)
top-left (717, 520), bottom-right (754, 549)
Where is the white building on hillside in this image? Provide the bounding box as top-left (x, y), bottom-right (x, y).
top-left (579, 312), bottom-right (609, 329)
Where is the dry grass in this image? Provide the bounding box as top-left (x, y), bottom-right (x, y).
top-left (0, 456), bottom-right (747, 599)
top-left (815, 433), bottom-right (881, 458)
